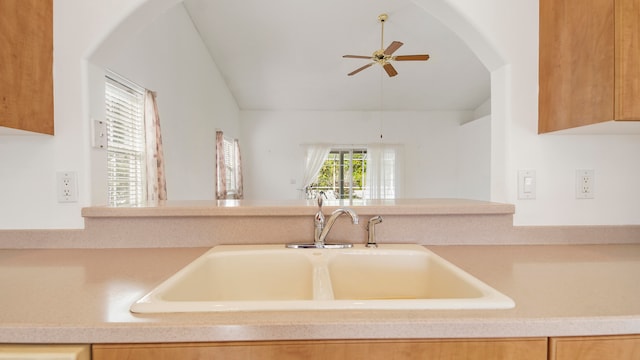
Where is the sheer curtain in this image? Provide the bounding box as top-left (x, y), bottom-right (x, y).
top-left (216, 130), bottom-right (244, 199)
top-left (215, 131), bottom-right (227, 199)
top-left (366, 144), bottom-right (404, 199)
top-left (144, 90), bottom-right (167, 201)
top-left (301, 144), bottom-right (331, 198)
top-left (233, 138), bottom-right (244, 199)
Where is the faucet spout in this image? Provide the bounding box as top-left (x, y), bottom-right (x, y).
top-left (316, 207), bottom-right (359, 246)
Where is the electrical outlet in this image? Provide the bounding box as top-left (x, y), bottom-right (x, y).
top-left (57, 172), bottom-right (78, 203)
top-left (576, 169), bottom-right (594, 199)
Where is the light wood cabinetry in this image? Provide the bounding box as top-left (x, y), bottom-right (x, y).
top-left (538, 0), bottom-right (640, 133)
top-left (0, 345), bottom-right (90, 359)
top-left (549, 335), bottom-right (640, 360)
top-left (93, 338), bottom-right (548, 360)
top-left (0, 0), bottom-right (54, 135)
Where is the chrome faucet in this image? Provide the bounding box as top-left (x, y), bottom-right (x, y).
top-left (313, 196), bottom-right (326, 246)
top-left (286, 195), bottom-right (358, 249)
top-left (316, 207), bottom-right (359, 247)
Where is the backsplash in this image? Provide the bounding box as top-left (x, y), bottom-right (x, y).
top-left (0, 200), bottom-right (638, 248)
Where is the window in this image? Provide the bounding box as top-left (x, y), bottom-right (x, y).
top-left (304, 144), bottom-right (403, 200)
top-left (223, 136), bottom-right (239, 196)
top-left (308, 148), bottom-right (367, 200)
top-left (216, 130), bottom-right (243, 199)
top-left (105, 73), bottom-right (146, 206)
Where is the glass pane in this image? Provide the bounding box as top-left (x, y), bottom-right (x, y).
top-left (105, 74), bottom-right (146, 206)
top-left (309, 149), bottom-right (367, 200)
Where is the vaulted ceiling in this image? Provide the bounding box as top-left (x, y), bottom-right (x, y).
top-left (183, 0), bottom-right (490, 112)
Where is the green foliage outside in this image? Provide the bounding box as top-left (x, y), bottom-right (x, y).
top-left (312, 150), bottom-right (366, 199)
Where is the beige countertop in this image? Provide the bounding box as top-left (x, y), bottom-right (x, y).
top-left (81, 198), bottom-right (516, 217)
top-left (0, 244), bottom-right (639, 344)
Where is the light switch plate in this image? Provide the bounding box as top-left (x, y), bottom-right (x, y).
top-left (517, 169), bottom-right (536, 199)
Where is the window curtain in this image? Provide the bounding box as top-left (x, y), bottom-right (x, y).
top-left (216, 130), bottom-right (244, 199)
top-left (144, 90), bottom-right (167, 201)
top-left (232, 138), bottom-right (244, 199)
top-left (301, 144), bottom-right (331, 198)
top-left (215, 131), bottom-right (227, 199)
top-left (366, 144), bottom-right (404, 199)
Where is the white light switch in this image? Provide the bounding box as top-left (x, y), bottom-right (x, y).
top-left (523, 176), bottom-right (534, 193)
top-left (518, 170), bottom-right (536, 199)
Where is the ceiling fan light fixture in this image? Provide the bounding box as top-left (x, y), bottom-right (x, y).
top-left (343, 13), bottom-right (430, 77)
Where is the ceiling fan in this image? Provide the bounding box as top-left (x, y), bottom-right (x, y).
top-left (343, 13), bottom-right (430, 77)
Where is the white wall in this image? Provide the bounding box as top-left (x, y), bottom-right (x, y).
top-left (89, 4), bottom-right (239, 202)
top-left (240, 110), bottom-right (482, 200)
top-left (458, 115), bottom-right (491, 201)
top-left (1, 0), bottom-right (639, 229)
top-left (0, 0), bottom-right (149, 229)
top-left (430, 0), bottom-right (640, 225)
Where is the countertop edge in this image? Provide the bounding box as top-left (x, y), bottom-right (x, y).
top-left (81, 199), bottom-right (516, 218)
top-left (1, 316), bottom-right (639, 344)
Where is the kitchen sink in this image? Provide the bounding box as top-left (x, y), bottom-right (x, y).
top-left (158, 250), bottom-right (315, 302)
top-left (328, 251), bottom-right (484, 300)
top-left (130, 244), bottom-right (514, 313)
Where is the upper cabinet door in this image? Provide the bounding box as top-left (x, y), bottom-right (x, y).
top-left (539, 0), bottom-right (640, 133)
top-left (0, 0), bottom-right (54, 135)
top-left (615, 0), bottom-right (640, 120)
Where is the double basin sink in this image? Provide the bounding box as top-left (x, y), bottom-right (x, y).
top-left (131, 244), bottom-right (514, 313)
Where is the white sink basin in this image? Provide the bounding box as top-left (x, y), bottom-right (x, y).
top-left (131, 244), bottom-right (514, 313)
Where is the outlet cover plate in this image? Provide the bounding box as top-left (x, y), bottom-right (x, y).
top-left (92, 119), bottom-right (107, 149)
top-left (57, 171), bottom-right (78, 203)
top-left (576, 169), bottom-right (595, 199)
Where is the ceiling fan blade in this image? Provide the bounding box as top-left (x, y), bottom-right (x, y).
top-left (348, 62), bottom-right (375, 76)
top-left (343, 55), bottom-right (373, 59)
top-left (383, 63), bottom-right (398, 77)
top-left (393, 54), bottom-right (430, 61)
top-left (384, 41), bottom-right (404, 55)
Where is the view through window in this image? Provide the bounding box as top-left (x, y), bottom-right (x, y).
top-left (307, 148), bottom-right (367, 200)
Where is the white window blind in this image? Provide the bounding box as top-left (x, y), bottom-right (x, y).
top-left (105, 73), bottom-right (146, 206)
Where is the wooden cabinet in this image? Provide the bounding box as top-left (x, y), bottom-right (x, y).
top-left (538, 0), bottom-right (640, 133)
top-left (93, 338), bottom-right (548, 360)
top-left (0, 345), bottom-right (89, 359)
top-left (0, 0), bottom-right (54, 135)
top-left (549, 335), bottom-right (640, 360)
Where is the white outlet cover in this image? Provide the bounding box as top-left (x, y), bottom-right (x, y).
top-left (57, 171), bottom-right (78, 203)
top-left (576, 169), bottom-right (595, 199)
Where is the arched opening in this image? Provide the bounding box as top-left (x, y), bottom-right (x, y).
top-left (86, 0), bottom-right (508, 203)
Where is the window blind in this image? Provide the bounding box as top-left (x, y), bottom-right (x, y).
top-left (105, 74), bottom-right (146, 206)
